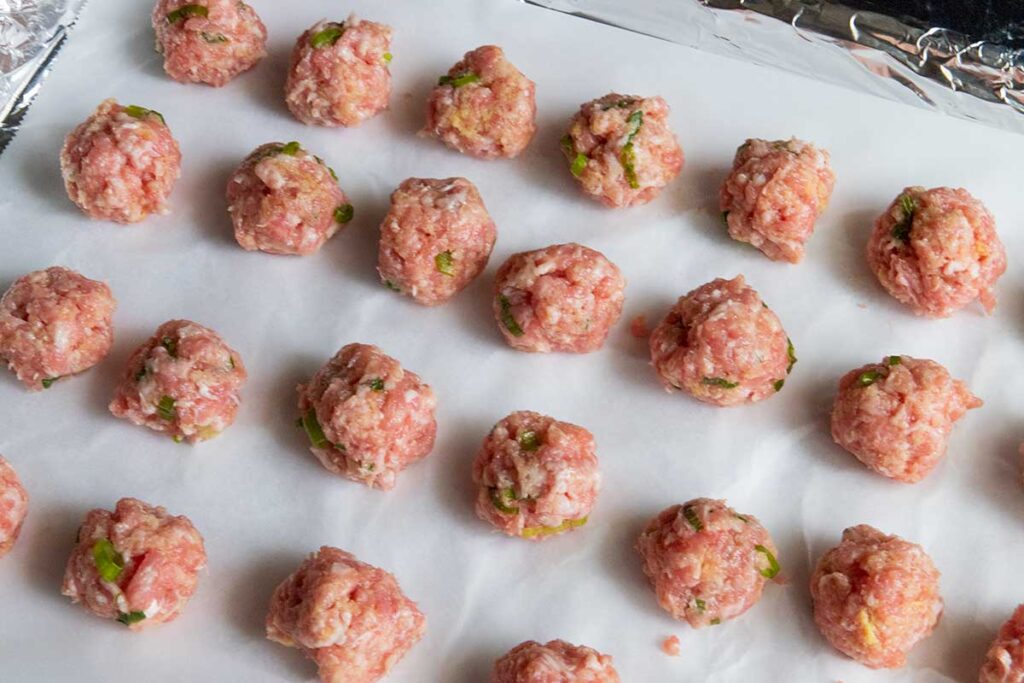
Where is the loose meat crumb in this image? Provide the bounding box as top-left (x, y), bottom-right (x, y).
top-left (661, 635), bottom-right (681, 656)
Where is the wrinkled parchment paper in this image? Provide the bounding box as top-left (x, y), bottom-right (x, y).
top-left (1, 1), bottom-right (1023, 681)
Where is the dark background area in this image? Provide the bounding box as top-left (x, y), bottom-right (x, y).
top-left (844, 1), bottom-right (1024, 46)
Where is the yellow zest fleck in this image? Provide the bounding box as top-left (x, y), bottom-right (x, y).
top-left (857, 609), bottom-right (879, 647)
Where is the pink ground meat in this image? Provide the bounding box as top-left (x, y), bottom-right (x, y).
top-left (422, 45), bottom-right (537, 159)
top-left (493, 639), bottom-right (620, 683)
top-left (378, 177), bottom-right (496, 305)
top-left (0, 456), bottom-right (29, 558)
top-left (830, 355), bottom-right (981, 484)
top-left (867, 186), bottom-right (1007, 317)
top-left (60, 99), bottom-right (181, 224)
top-left (61, 497), bottom-right (206, 630)
top-left (285, 15), bottom-right (392, 127)
top-left (636, 499), bottom-right (779, 628)
top-left (0, 266), bottom-right (116, 390)
top-left (562, 94), bottom-right (683, 208)
top-left (493, 243), bottom-right (625, 353)
top-left (226, 141), bottom-right (352, 255)
top-left (472, 411), bottom-right (599, 541)
top-left (296, 343), bottom-right (437, 491)
top-left (719, 137), bottom-right (835, 263)
top-left (981, 604), bottom-right (1024, 683)
top-left (649, 275), bottom-right (793, 406)
top-left (810, 524), bottom-right (942, 669)
top-left (267, 546), bottom-right (426, 683)
top-left (109, 320), bottom-right (247, 443)
top-left (152, 0), bottom-right (267, 87)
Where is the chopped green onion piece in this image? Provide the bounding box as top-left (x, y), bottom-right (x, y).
top-left (755, 544), bottom-right (780, 579)
top-left (384, 280), bottom-right (401, 292)
top-left (116, 611), bottom-right (147, 626)
top-left (888, 355), bottom-right (902, 366)
top-left (734, 513), bottom-right (749, 523)
top-left (301, 409), bottom-right (329, 449)
top-left (710, 618), bottom-right (722, 625)
top-left (891, 194), bottom-right (916, 241)
top-left (438, 72), bottom-right (480, 87)
top-left (694, 598), bottom-right (706, 612)
top-left (228, 356), bottom-right (236, 370)
top-left (518, 430), bottom-right (540, 452)
top-left (166, 4), bottom-right (208, 24)
top-left (334, 204), bottom-right (354, 224)
top-left (172, 434), bottom-right (184, 444)
top-left (559, 134), bottom-right (574, 155)
top-left (522, 516), bottom-right (587, 538)
top-left (367, 378), bottom-right (385, 392)
top-left (160, 336), bottom-right (177, 357)
top-left (157, 396), bottom-right (176, 421)
top-left (200, 32), bottom-right (228, 43)
top-left (328, 166), bottom-right (338, 181)
top-left (490, 487), bottom-right (520, 515)
top-left (498, 295), bottom-right (524, 337)
top-left (773, 379), bottom-right (785, 392)
top-left (619, 110), bottom-right (643, 189)
top-left (280, 141), bottom-right (301, 156)
top-left (91, 539), bottom-right (125, 583)
top-left (601, 98), bottom-right (636, 110)
top-left (383, 52), bottom-right (392, 64)
top-left (857, 370), bottom-right (881, 387)
top-left (310, 23), bottom-right (345, 48)
top-left (123, 105), bottom-right (165, 125)
top-left (702, 377), bottom-right (739, 389)
top-left (570, 153), bottom-right (588, 177)
top-left (435, 250), bottom-right (455, 276)
top-left (683, 505), bottom-right (703, 531)
top-left (41, 377), bottom-right (59, 389)
top-left (721, 211), bottom-right (730, 224)
top-left (135, 365), bottom-right (148, 382)
top-left (786, 338), bottom-right (797, 374)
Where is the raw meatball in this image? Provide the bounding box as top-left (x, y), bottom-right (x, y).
top-left (493, 243), bottom-right (625, 353)
top-left (867, 186), bottom-right (1007, 317)
top-left (285, 15), bottom-right (393, 127)
top-left (810, 524), bottom-right (942, 669)
top-left (423, 45), bottom-right (536, 159)
top-left (831, 355), bottom-right (981, 483)
top-left (636, 499), bottom-right (780, 628)
top-left (649, 275), bottom-right (793, 406)
top-left (267, 546), bottom-right (426, 683)
top-left (152, 0), bottom-right (267, 87)
top-left (61, 497), bottom-right (206, 630)
top-left (980, 604), bottom-right (1024, 683)
top-left (296, 343), bottom-right (437, 490)
top-left (561, 94), bottom-right (684, 208)
top-left (378, 177), bottom-right (496, 305)
top-left (227, 141), bottom-right (352, 255)
top-left (493, 639), bottom-right (620, 682)
top-left (719, 137), bottom-right (835, 263)
top-left (473, 411), bottom-right (599, 540)
top-left (60, 99), bottom-right (181, 224)
top-left (0, 456), bottom-right (29, 558)
top-left (109, 320), bottom-right (247, 443)
top-left (0, 266), bottom-right (116, 390)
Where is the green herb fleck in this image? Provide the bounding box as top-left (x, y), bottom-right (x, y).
top-left (383, 52), bottom-right (392, 64)
top-left (694, 598), bottom-right (706, 612)
top-left (888, 355), bottom-right (902, 366)
top-left (518, 430), bottom-right (540, 452)
top-left (280, 141), bottom-right (301, 156)
top-left (384, 280), bottom-right (401, 292)
top-left (166, 4), bottom-right (208, 24)
top-left (328, 166), bottom-right (338, 181)
top-left (334, 204), bottom-right (354, 224)
top-left (116, 611), bottom-right (147, 626)
top-left (367, 378), bottom-right (385, 392)
top-left (41, 377), bottom-right (59, 389)
top-left (734, 513), bottom-right (749, 523)
top-left (435, 250), bottom-right (455, 276)
top-left (755, 544), bottom-right (780, 579)
top-left (92, 539), bottom-right (125, 583)
top-left (786, 338), bottom-right (797, 374)
top-left (157, 396), bottom-right (176, 421)
top-left (301, 409), bottom-right (328, 449)
top-left (683, 505), bottom-right (703, 531)
top-left (570, 152), bottom-right (588, 178)
top-left (172, 434), bottom-right (184, 444)
top-left (490, 487), bottom-right (520, 515)
top-left (559, 134), bottom-right (574, 155)
top-left (310, 23), bottom-right (345, 48)
top-left (200, 32), bottom-right (228, 43)
top-left (857, 370), bottom-right (881, 387)
top-left (498, 295), bottom-right (524, 337)
top-left (438, 72), bottom-right (480, 87)
top-left (160, 336), bottom-right (177, 358)
top-left (721, 211), bottom-right (730, 224)
top-left (773, 379), bottom-right (785, 392)
top-left (891, 193), bottom-right (916, 241)
top-left (135, 365), bottom-right (148, 382)
top-left (123, 105), bottom-right (165, 125)
top-left (711, 618), bottom-right (722, 625)
top-left (619, 110), bottom-right (643, 189)
top-left (522, 516), bottom-right (587, 538)
top-left (702, 377), bottom-right (739, 389)
top-left (601, 98), bottom-right (636, 110)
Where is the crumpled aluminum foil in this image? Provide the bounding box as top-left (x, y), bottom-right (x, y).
top-left (526, 0), bottom-right (1024, 133)
top-left (0, 0), bottom-right (88, 155)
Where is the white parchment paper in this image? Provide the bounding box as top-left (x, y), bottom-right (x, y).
top-left (1, 1), bottom-right (1024, 681)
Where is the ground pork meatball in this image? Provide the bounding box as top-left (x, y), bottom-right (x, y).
top-left (981, 604), bottom-right (1024, 683)
top-left (152, 0), bottom-right (267, 87)
top-left (0, 456), bottom-right (29, 558)
top-left (297, 343), bottom-right (437, 490)
top-left (867, 186), bottom-right (1006, 317)
top-left (60, 99), bottom-right (181, 224)
top-left (378, 177), bottom-right (496, 305)
top-left (0, 267), bottom-right (116, 390)
top-left (226, 141), bottom-right (352, 255)
top-left (719, 137), bottom-right (835, 263)
top-left (636, 499), bottom-right (779, 628)
top-left (422, 45), bottom-right (536, 159)
top-left (267, 546), bottom-right (426, 683)
top-left (61, 497), bottom-right (206, 630)
top-left (493, 639), bottom-right (620, 682)
top-left (285, 15), bottom-right (393, 127)
top-left (810, 524), bottom-right (942, 669)
top-left (649, 276), bottom-right (793, 406)
top-left (830, 355), bottom-right (981, 483)
top-left (493, 243), bottom-right (625, 353)
top-left (109, 320), bottom-right (246, 443)
top-left (472, 411), bottom-right (599, 540)
top-left (561, 94), bottom-right (683, 208)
